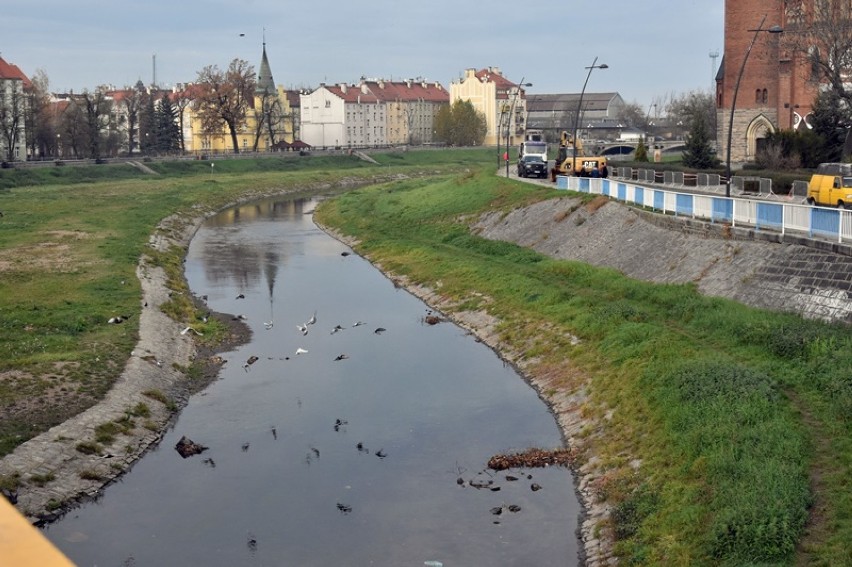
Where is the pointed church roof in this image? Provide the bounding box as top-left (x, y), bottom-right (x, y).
top-left (256, 42), bottom-right (276, 96)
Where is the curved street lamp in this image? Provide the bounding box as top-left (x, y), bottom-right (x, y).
top-left (724, 15), bottom-right (783, 197)
top-left (572, 58), bottom-right (607, 175)
top-left (506, 79), bottom-right (533, 177)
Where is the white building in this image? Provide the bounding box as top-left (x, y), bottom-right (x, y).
top-left (300, 79), bottom-right (448, 148)
top-left (0, 56), bottom-right (31, 162)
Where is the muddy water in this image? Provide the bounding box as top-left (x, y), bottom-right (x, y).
top-left (45, 196), bottom-right (581, 566)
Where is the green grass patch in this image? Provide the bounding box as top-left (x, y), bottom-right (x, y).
top-left (28, 472), bottom-right (56, 487)
top-left (75, 441), bottom-right (102, 455)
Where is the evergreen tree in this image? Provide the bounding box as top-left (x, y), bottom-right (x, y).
top-left (139, 92), bottom-right (157, 154)
top-left (681, 114), bottom-right (718, 169)
top-left (155, 93), bottom-right (180, 153)
top-left (634, 136), bottom-right (649, 162)
top-left (810, 89), bottom-right (850, 163)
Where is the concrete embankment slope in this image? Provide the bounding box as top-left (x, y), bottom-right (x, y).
top-left (473, 196), bottom-right (852, 324)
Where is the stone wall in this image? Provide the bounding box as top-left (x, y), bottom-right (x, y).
top-left (472, 196), bottom-right (852, 324)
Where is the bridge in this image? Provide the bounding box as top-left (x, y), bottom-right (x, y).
top-left (590, 140), bottom-right (689, 159)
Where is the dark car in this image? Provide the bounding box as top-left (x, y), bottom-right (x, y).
top-left (517, 155), bottom-right (548, 178)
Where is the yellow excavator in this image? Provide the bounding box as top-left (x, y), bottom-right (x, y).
top-left (550, 131), bottom-right (607, 181)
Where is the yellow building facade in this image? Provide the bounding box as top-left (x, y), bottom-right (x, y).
top-left (450, 67), bottom-right (529, 148)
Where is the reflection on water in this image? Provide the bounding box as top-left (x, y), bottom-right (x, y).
top-left (45, 196), bottom-right (581, 566)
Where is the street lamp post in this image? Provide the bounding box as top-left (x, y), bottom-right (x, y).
top-left (724, 15), bottom-right (783, 197)
top-left (506, 78), bottom-right (532, 177)
top-left (572, 58), bottom-right (607, 176)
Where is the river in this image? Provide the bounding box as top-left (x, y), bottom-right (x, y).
top-left (44, 195), bottom-right (581, 566)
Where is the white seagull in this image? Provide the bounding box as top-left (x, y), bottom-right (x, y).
top-left (295, 347), bottom-right (309, 355)
top-left (307, 311), bottom-right (317, 326)
top-left (297, 323), bottom-right (308, 336)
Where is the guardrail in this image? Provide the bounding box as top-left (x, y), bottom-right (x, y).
top-left (610, 167), bottom-right (808, 200)
top-left (555, 175), bottom-right (851, 244)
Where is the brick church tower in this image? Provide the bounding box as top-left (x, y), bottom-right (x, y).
top-left (716, 1), bottom-right (819, 163)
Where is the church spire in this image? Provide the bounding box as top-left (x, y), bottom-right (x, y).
top-left (256, 31), bottom-right (276, 96)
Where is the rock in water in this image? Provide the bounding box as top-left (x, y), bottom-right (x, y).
top-left (175, 436), bottom-right (208, 458)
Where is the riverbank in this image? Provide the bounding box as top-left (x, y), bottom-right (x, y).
top-left (0, 209), bottom-right (248, 523)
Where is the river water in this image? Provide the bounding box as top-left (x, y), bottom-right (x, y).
top-left (44, 195), bottom-right (581, 566)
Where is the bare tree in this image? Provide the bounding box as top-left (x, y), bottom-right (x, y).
top-left (194, 59), bottom-right (256, 153)
top-left (25, 69), bottom-right (54, 159)
top-left (252, 89), bottom-right (283, 151)
top-left (665, 91), bottom-right (716, 139)
top-left (0, 78), bottom-right (25, 161)
top-left (79, 89), bottom-right (111, 159)
top-left (60, 100), bottom-right (85, 158)
top-left (172, 87), bottom-right (194, 152)
top-left (783, 0), bottom-right (852, 107)
top-left (615, 101), bottom-right (646, 129)
top-left (118, 84), bottom-right (143, 155)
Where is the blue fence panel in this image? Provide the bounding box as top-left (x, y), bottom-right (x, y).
top-left (675, 193), bottom-right (694, 216)
top-left (617, 182), bottom-right (627, 201)
top-left (600, 179), bottom-right (610, 197)
top-left (810, 207), bottom-right (841, 239)
top-left (634, 186), bottom-right (644, 207)
top-left (711, 198), bottom-right (733, 223)
top-left (578, 178), bottom-right (590, 193)
top-left (556, 176), bottom-right (569, 190)
top-left (653, 190), bottom-right (665, 212)
top-left (756, 202), bottom-right (784, 231)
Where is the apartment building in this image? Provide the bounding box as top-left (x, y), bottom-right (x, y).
top-left (300, 78), bottom-right (448, 148)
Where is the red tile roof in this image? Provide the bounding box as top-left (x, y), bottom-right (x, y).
top-left (324, 84), bottom-right (380, 104)
top-left (0, 56), bottom-right (32, 88)
top-left (361, 80), bottom-right (449, 103)
top-left (473, 68), bottom-right (524, 100)
top-left (322, 80), bottom-right (448, 104)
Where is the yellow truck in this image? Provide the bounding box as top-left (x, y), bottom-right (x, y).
top-left (807, 163), bottom-right (852, 208)
top-left (550, 131), bottom-right (607, 181)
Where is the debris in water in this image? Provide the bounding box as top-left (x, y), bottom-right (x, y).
top-left (175, 436), bottom-right (208, 458)
top-left (487, 447), bottom-right (576, 471)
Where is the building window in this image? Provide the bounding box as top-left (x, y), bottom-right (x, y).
top-left (325, 100), bottom-right (331, 108)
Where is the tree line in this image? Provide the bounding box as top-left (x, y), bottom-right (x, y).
top-left (0, 58), bottom-right (297, 161)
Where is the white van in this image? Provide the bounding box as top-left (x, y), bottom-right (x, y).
top-left (518, 140), bottom-right (547, 162)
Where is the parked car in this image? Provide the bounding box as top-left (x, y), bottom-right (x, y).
top-left (517, 155), bottom-right (548, 178)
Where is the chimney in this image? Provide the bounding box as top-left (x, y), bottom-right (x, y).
top-left (340, 83), bottom-right (347, 93)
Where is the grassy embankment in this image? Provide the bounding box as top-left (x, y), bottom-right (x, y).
top-left (0, 150), bottom-right (484, 458)
top-left (315, 167), bottom-right (851, 566)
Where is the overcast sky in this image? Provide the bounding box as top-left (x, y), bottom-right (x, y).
top-left (4, 0), bottom-right (722, 113)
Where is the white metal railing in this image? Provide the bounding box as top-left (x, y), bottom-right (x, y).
top-left (555, 175), bottom-right (852, 244)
